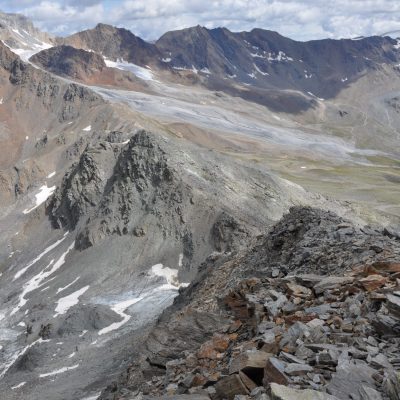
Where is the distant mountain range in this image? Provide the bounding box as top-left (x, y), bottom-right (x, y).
top-left (2, 9), bottom-right (400, 111)
top-left (38, 22), bottom-right (400, 111)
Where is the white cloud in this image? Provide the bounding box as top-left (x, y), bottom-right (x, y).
top-left (2, 0), bottom-right (400, 40)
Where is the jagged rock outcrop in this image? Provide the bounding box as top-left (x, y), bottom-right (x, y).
top-left (47, 130), bottom-right (276, 269)
top-left (47, 140), bottom-right (119, 231)
top-left (73, 130), bottom-right (193, 250)
top-left (239, 207), bottom-right (400, 276)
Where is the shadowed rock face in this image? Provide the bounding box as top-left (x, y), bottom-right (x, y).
top-left (29, 44), bottom-right (150, 90)
top-left (156, 26), bottom-right (400, 100)
top-left (30, 45), bottom-right (106, 80)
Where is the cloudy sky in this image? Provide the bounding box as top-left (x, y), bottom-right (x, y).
top-left (2, 0), bottom-right (400, 41)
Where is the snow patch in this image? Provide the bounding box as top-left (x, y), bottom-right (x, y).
top-left (39, 364), bottom-right (79, 378)
top-left (162, 57), bottom-right (171, 63)
top-left (307, 91), bottom-right (324, 101)
top-left (80, 393), bottom-right (100, 400)
top-left (11, 382), bottom-right (26, 390)
top-left (56, 276), bottom-right (80, 294)
top-left (341, 77), bottom-right (348, 82)
top-left (150, 264), bottom-right (181, 287)
top-left (104, 58), bottom-right (155, 81)
top-left (11, 28), bottom-right (24, 37)
top-left (98, 297), bottom-right (144, 335)
top-left (172, 65), bottom-right (199, 74)
top-left (47, 171), bottom-right (56, 178)
top-left (0, 338), bottom-right (49, 378)
top-left (82, 125), bottom-right (91, 132)
top-left (250, 52), bottom-right (264, 58)
top-left (254, 64), bottom-right (269, 76)
top-left (267, 51), bottom-right (293, 62)
top-left (13, 235), bottom-right (68, 280)
top-left (6, 41), bottom-right (52, 62)
top-left (23, 184), bottom-right (56, 214)
top-left (11, 242), bottom-right (75, 315)
top-left (54, 285), bottom-right (89, 317)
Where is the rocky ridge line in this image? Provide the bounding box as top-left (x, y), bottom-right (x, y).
top-left (98, 207), bottom-right (400, 400)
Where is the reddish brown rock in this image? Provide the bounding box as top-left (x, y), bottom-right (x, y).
top-left (214, 374), bottom-right (249, 400)
top-left (263, 357), bottom-right (289, 386)
top-left (197, 334), bottom-right (231, 359)
top-left (229, 350), bottom-right (271, 374)
top-left (359, 274), bottom-right (388, 292)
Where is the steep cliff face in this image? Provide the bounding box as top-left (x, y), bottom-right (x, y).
top-left (0, 40), bottom-right (106, 207)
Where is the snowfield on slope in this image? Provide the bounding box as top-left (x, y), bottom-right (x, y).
top-left (23, 184), bottom-right (56, 215)
top-left (104, 58), bottom-right (155, 81)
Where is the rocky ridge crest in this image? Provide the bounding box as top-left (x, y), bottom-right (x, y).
top-left (98, 207), bottom-right (400, 400)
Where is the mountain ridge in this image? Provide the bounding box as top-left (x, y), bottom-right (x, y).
top-left (46, 22), bottom-right (400, 110)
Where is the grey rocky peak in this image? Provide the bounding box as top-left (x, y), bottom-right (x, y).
top-left (60, 23), bottom-right (162, 67)
top-left (0, 10), bottom-right (53, 50)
